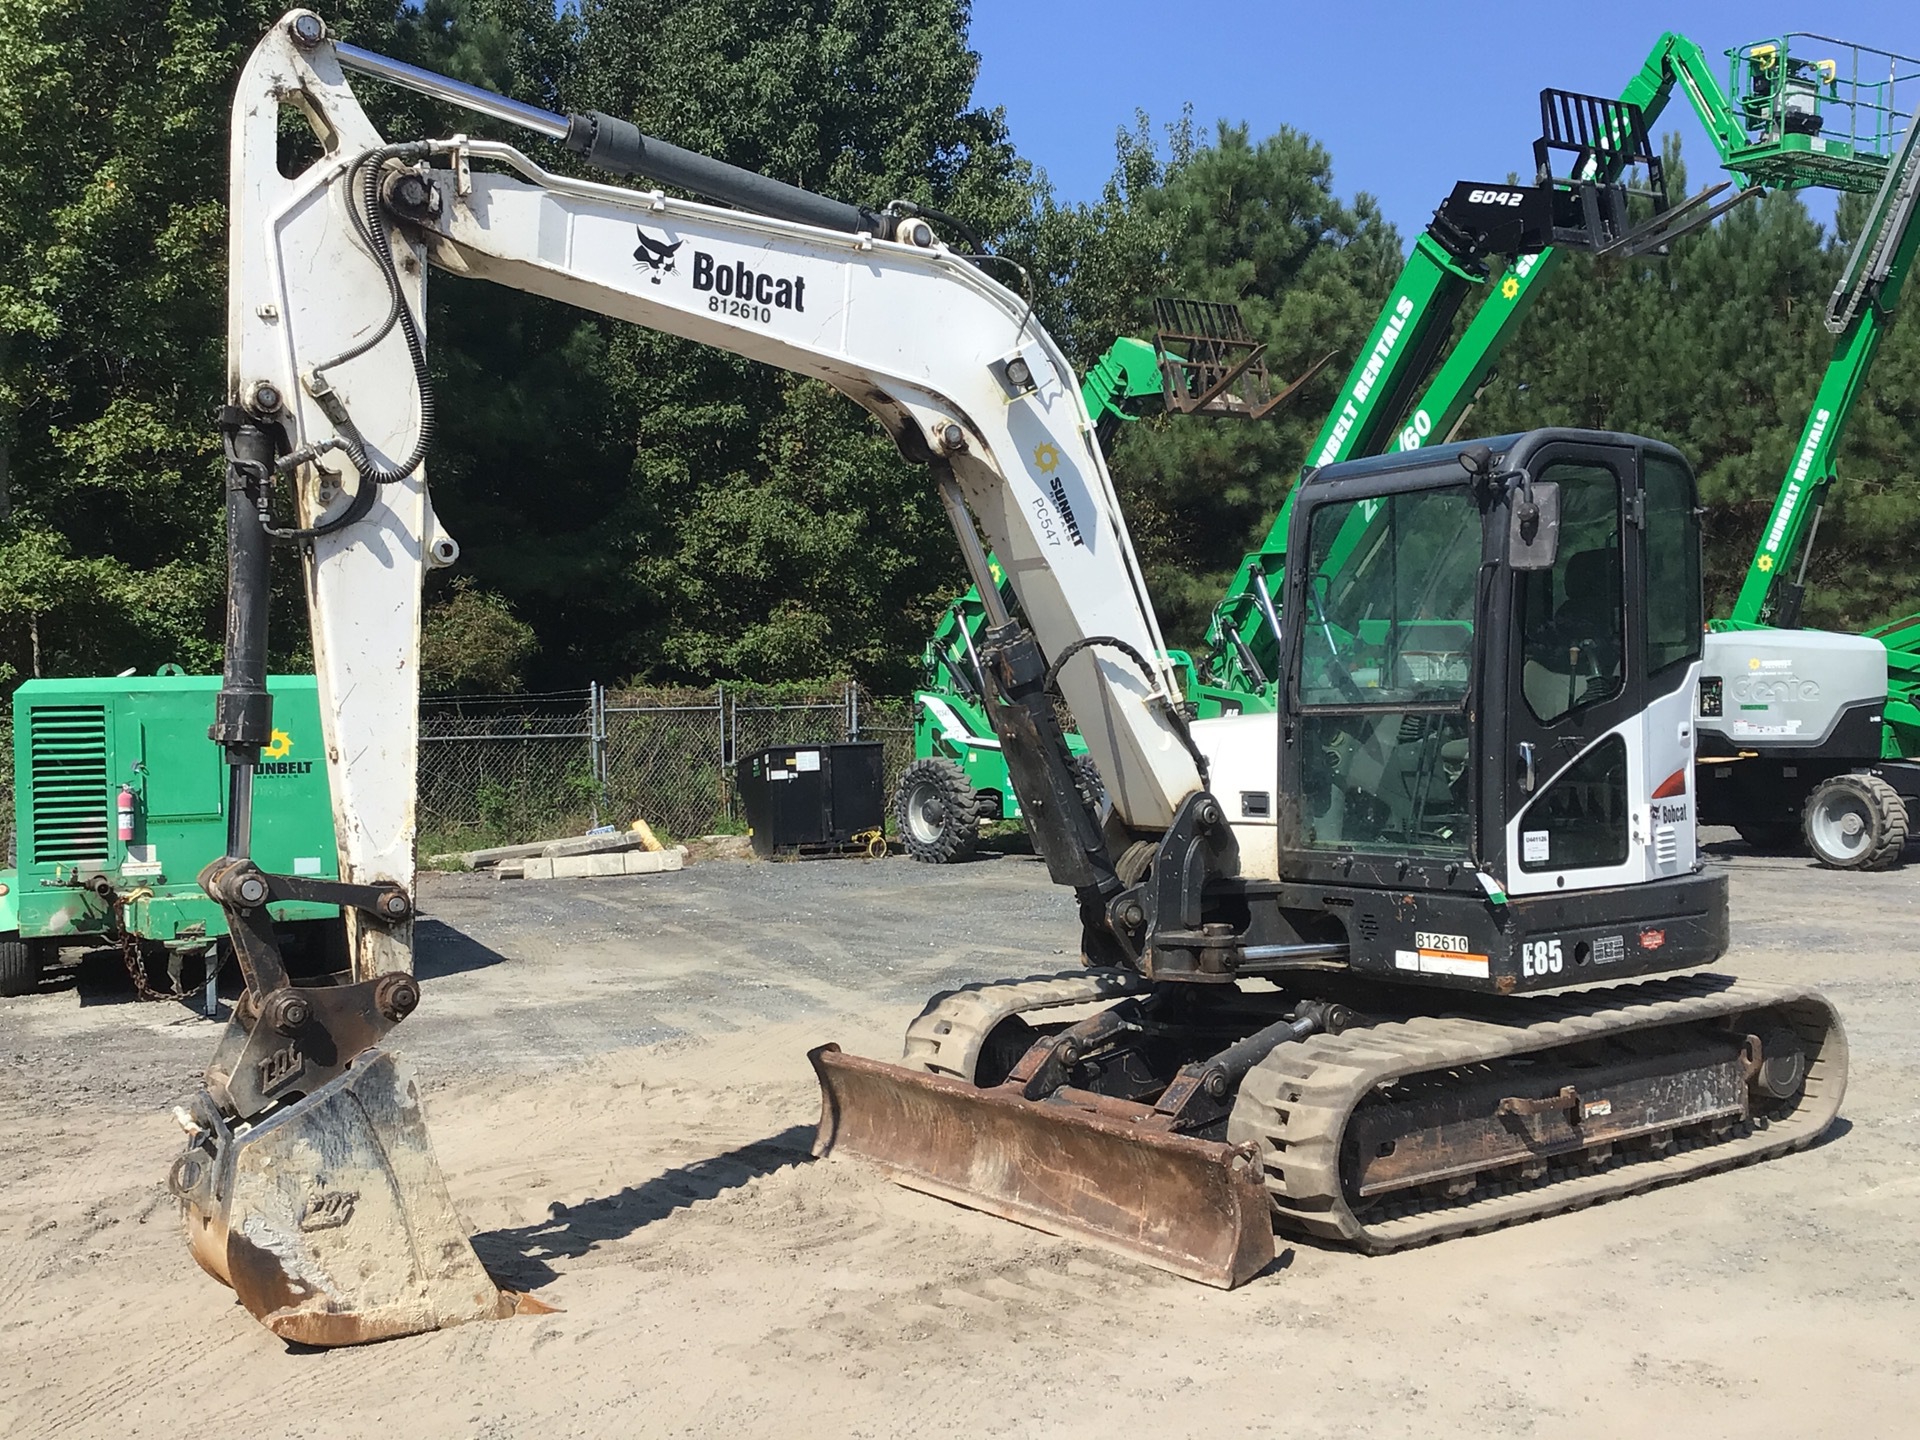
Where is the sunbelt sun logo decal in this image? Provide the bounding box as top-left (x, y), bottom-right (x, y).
top-left (258, 727), bottom-right (314, 777)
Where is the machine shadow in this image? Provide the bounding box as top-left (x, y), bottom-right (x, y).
top-left (469, 1124), bottom-right (817, 1290)
top-left (413, 917), bottom-right (512, 980)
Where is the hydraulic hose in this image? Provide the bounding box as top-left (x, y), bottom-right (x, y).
top-left (269, 143), bottom-right (439, 539)
top-left (1043, 636), bottom-right (1212, 788)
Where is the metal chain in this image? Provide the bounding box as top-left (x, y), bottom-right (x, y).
top-left (117, 928), bottom-right (188, 1002)
top-left (111, 892), bottom-right (188, 1002)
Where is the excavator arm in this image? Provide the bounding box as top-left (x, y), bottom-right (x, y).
top-left (175, 10), bottom-right (1211, 1344)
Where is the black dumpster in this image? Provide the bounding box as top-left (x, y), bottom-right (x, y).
top-left (736, 742), bottom-right (886, 858)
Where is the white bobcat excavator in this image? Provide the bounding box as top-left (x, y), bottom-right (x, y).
top-left (168, 12), bottom-right (1846, 1345)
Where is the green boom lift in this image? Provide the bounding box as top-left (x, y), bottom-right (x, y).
top-left (1199, 30), bottom-right (1903, 704)
top-left (1697, 34), bottom-right (1920, 869)
top-left (894, 302), bottom-right (1332, 861)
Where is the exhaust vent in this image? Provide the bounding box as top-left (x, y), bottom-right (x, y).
top-left (29, 705), bottom-right (110, 864)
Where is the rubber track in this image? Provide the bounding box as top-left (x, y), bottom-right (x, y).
top-left (1226, 973), bottom-right (1847, 1253)
top-left (901, 969), bottom-right (1149, 1080)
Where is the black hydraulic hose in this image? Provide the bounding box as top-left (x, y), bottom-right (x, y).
top-left (1044, 636), bottom-right (1212, 788)
top-left (264, 144), bottom-right (437, 543)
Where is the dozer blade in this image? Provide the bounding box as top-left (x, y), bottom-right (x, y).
top-left (172, 1047), bottom-right (532, 1345)
top-left (810, 1045), bottom-right (1273, 1288)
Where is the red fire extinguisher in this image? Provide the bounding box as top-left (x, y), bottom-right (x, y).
top-left (117, 784), bottom-right (136, 843)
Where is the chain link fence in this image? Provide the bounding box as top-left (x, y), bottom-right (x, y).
top-left (0, 684), bottom-right (910, 865)
top-left (418, 689), bottom-right (602, 855)
top-left (419, 682), bottom-right (916, 854)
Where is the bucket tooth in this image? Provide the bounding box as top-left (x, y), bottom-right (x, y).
top-left (811, 1044), bottom-right (1273, 1288)
top-left (172, 1047), bottom-right (521, 1345)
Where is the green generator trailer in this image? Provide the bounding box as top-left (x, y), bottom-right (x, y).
top-left (0, 672), bottom-right (340, 998)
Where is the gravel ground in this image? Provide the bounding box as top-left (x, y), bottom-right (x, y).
top-left (1, 834), bottom-right (1915, 1437)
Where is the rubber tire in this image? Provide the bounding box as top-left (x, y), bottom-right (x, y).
top-left (1735, 822), bottom-right (1803, 855)
top-left (895, 757), bottom-right (981, 864)
top-left (0, 934), bottom-right (42, 998)
top-left (1802, 773), bottom-right (1909, 871)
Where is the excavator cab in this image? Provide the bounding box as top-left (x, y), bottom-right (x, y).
top-left (1273, 429), bottom-right (1711, 927)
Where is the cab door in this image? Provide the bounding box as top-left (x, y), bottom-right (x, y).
top-left (1491, 440), bottom-right (1697, 896)
top-left (1277, 473), bottom-right (1487, 891)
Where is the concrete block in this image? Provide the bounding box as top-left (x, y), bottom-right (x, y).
top-left (517, 847), bottom-right (685, 881)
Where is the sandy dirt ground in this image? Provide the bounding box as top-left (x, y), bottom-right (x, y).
top-left (2, 839), bottom-right (1917, 1438)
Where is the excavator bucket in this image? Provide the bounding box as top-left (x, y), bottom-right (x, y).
top-left (810, 1045), bottom-right (1274, 1288)
top-left (172, 1048), bottom-right (532, 1345)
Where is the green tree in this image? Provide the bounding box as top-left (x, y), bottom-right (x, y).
top-left (420, 577), bottom-right (538, 692)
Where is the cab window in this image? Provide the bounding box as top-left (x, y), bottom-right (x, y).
top-left (1643, 454), bottom-right (1703, 677)
top-left (1294, 486), bottom-right (1480, 859)
top-left (1519, 462), bottom-right (1623, 724)
top-left (1299, 488), bottom-right (1481, 707)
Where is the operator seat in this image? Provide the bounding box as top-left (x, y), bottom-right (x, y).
top-left (1523, 545), bottom-right (1622, 719)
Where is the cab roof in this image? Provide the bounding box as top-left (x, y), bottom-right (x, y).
top-left (1301, 428), bottom-right (1689, 490)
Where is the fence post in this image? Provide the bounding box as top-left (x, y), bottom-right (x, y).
top-left (717, 682), bottom-right (729, 824)
top-left (587, 681), bottom-right (603, 828)
top-left (846, 679), bottom-right (858, 741)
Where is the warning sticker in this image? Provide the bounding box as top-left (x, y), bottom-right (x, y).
top-left (1395, 947), bottom-right (1490, 978)
top-left (1416, 950), bottom-right (1491, 977)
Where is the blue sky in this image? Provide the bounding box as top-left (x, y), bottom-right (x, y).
top-left (969, 1), bottom-right (1916, 243)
